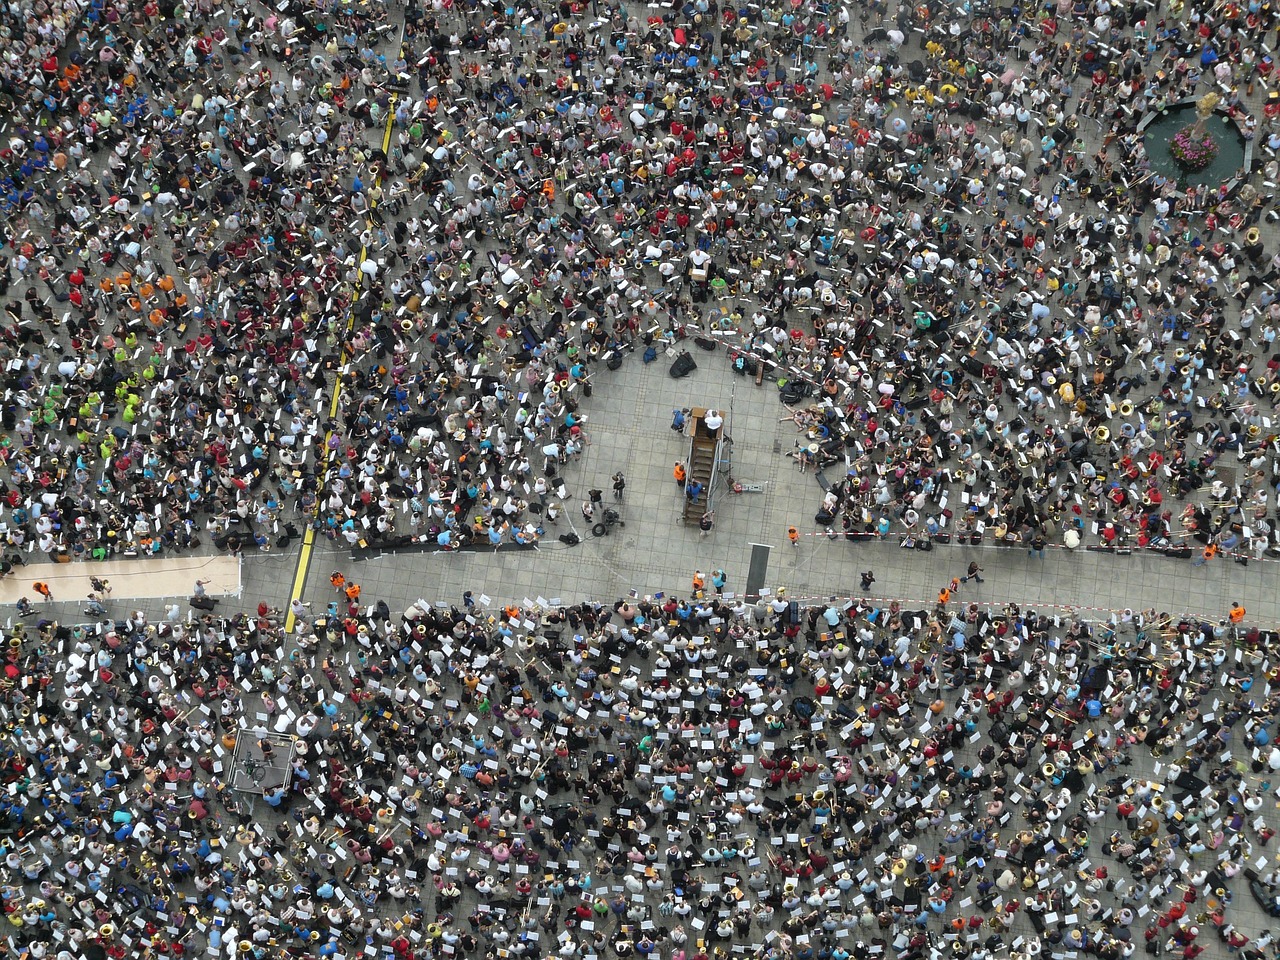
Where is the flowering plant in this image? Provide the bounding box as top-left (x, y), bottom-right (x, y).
top-left (1168, 124), bottom-right (1219, 172)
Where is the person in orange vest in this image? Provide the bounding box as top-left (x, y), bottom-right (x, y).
top-left (692, 570), bottom-right (705, 595)
top-left (1193, 542), bottom-right (1218, 567)
top-left (1229, 602), bottom-right (1246, 624)
top-left (33, 581), bottom-right (52, 600)
top-left (673, 461), bottom-right (686, 487)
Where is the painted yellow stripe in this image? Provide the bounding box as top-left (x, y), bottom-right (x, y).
top-left (285, 92), bottom-right (398, 633)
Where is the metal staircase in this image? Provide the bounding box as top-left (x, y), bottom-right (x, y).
top-left (682, 408), bottom-right (723, 524)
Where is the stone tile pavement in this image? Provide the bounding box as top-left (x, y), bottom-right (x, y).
top-left (15, 341), bottom-right (1273, 631)
top-left (288, 346), bottom-right (1280, 630)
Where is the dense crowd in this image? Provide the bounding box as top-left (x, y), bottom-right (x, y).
top-left (0, 0), bottom-right (1276, 562)
top-left (3, 586), bottom-right (1280, 960)
top-left (3, 0), bottom-right (1280, 955)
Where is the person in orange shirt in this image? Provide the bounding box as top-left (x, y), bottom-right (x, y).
top-left (788, 526), bottom-right (800, 547)
top-left (692, 570), bottom-right (705, 595)
top-left (938, 587), bottom-right (951, 605)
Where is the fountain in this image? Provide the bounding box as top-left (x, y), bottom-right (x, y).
top-left (1139, 95), bottom-right (1251, 189)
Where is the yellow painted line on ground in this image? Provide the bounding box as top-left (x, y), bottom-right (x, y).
top-left (285, 94), bottom-right (398, 632)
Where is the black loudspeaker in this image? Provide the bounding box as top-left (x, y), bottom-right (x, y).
top-left (669, 351), bottom-right (697, 379)
top-left (190, 595), bottom-right (218, 610)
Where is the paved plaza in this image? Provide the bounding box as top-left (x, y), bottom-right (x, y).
top-left (3, 0), bottom-right (1280, 954)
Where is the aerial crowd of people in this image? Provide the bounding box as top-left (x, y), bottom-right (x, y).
top-left (3, 0), bottom-right (1280, 954)
top-left (0, 0), bottom-right (1278, 559)
top-left (5, 584), bottom-right (1280, 960)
